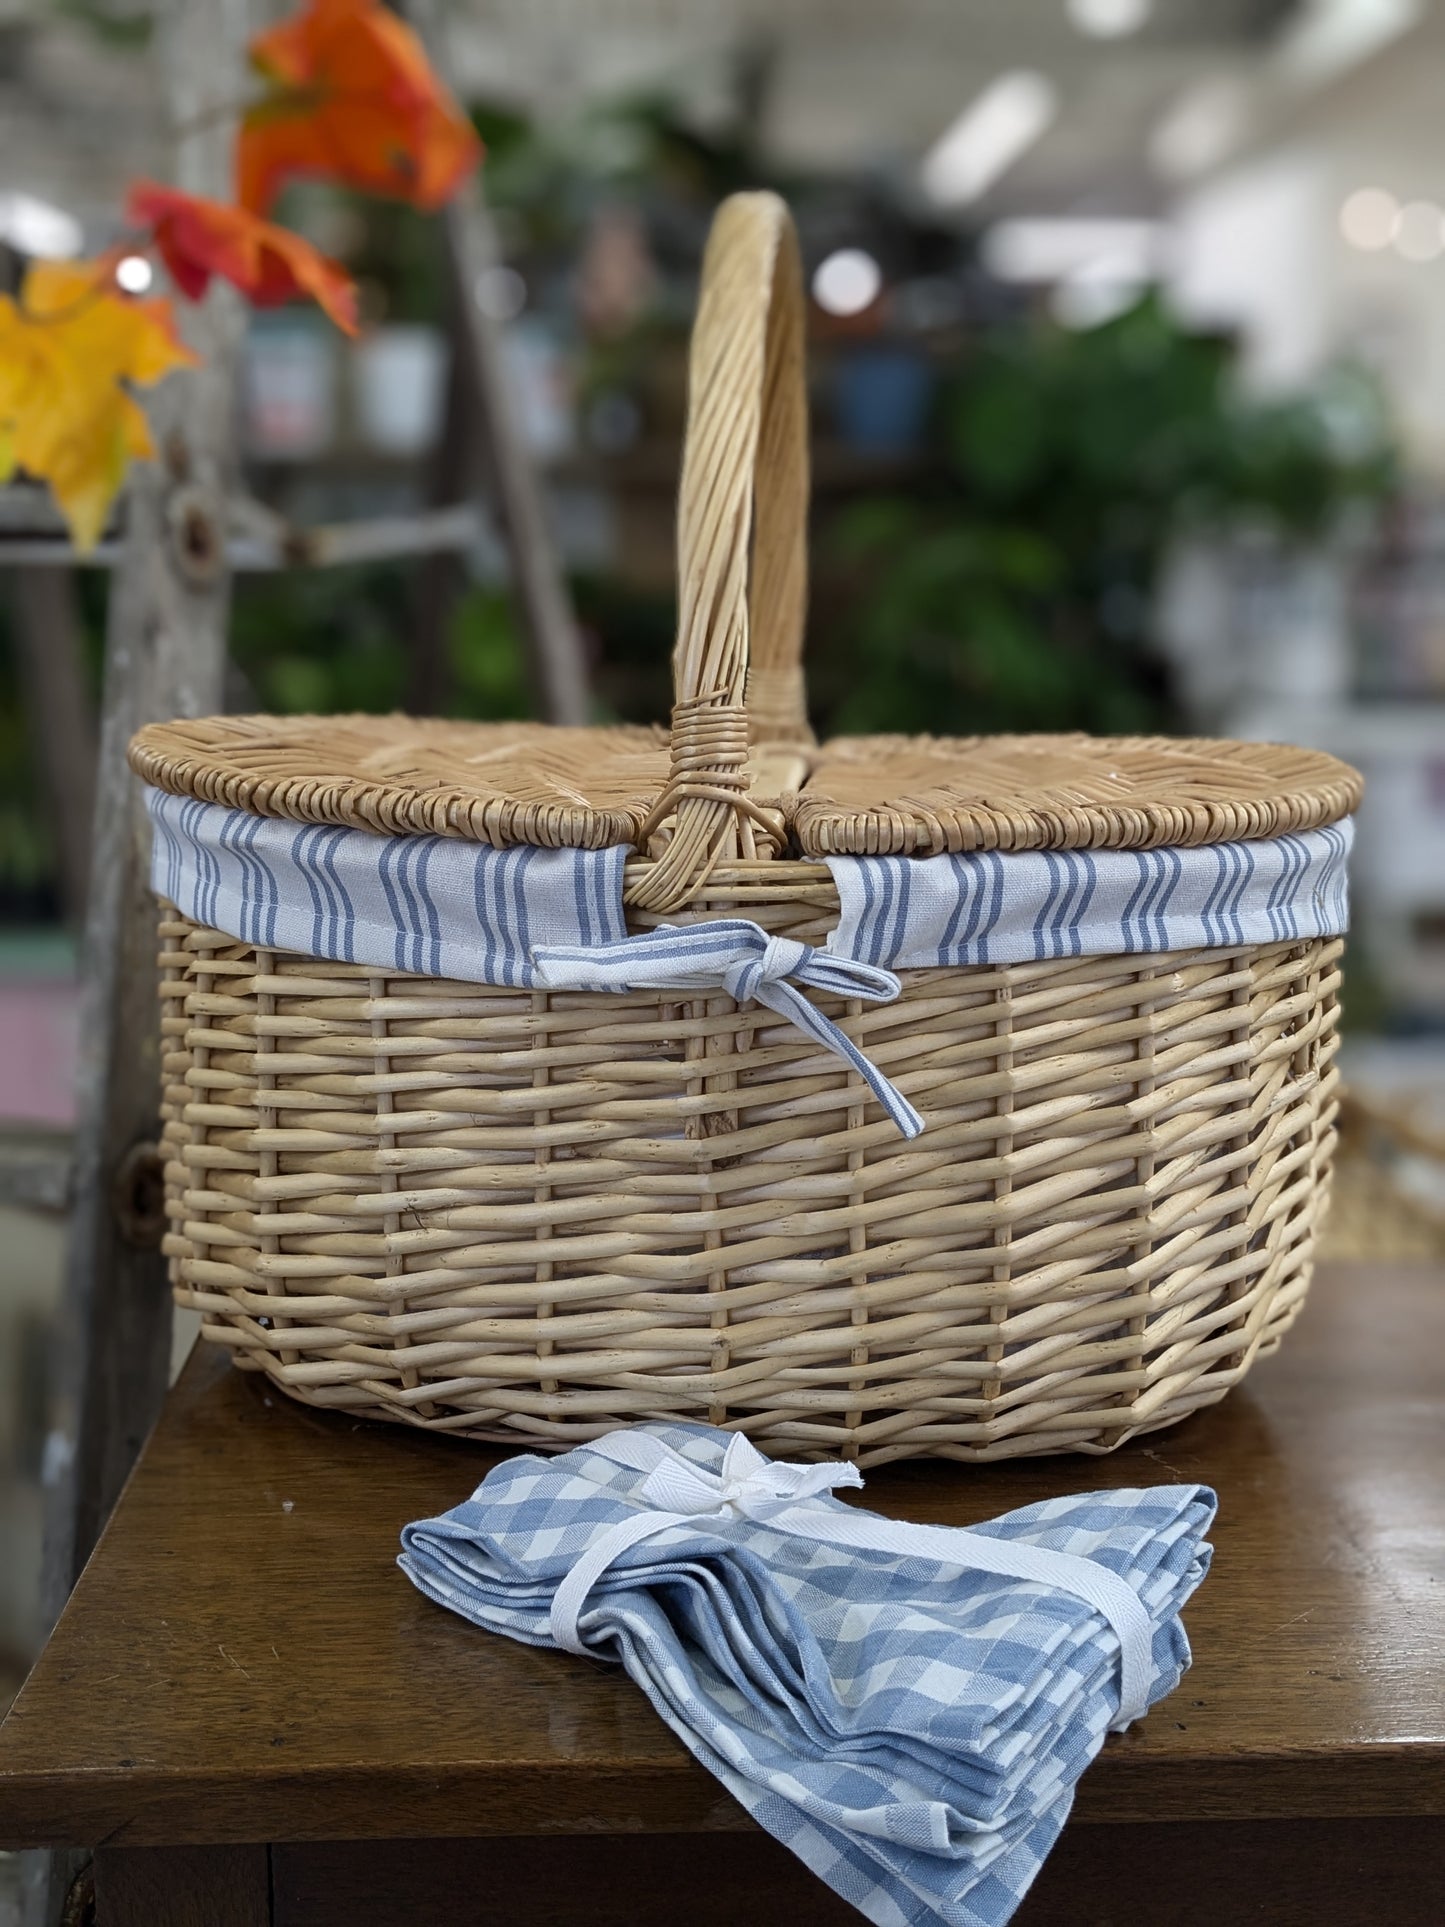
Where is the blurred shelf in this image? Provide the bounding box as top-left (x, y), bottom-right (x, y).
top-left (0, 486), bottom-right (483, 574)
top-left (0, 1127), bottom-right (73, 1214)
top-left (546, 440), bottom-right (927, 494)
top-left (1229, 699), bottom-right (1445, 751)
top-left (247, 440), bottom-right (929, 494)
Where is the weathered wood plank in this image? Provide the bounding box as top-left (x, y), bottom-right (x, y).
top-left (407, 313), bottom-right (473, 715)
top-left (25, 7), bottom-right (253, 1923)
top-left (406, 0), bottom-right (591, 727)
top-left (0, 498), bottom-right (484, 572)
top-left (6, 568), bottom-right (97, 924)
top-left (42, 91), bottom-right (244, 1622)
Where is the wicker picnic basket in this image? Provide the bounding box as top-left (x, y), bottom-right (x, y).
top-left (130, 193), bottom-right (1361, 1466)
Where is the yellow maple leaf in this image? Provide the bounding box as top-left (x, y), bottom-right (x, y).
top-left (0, 258), bottom-right (198, 552)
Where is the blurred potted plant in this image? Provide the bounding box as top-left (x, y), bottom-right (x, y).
top-left (817, 293), bottom-right (1396, 738)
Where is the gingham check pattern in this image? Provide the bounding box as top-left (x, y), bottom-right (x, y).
top-left (400, 1423), bottom-right (1216, 1927)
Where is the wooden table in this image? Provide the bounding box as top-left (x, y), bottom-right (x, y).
top-left (1, 1261), bottom-right (1442, 1926)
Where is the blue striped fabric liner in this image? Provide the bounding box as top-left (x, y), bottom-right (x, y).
top-left (148, 786), bottom-right (1353, 988)
top-left (146, 786), bottom-right (628, 986)
top-left (824, 820), bottom-right (1352, 972)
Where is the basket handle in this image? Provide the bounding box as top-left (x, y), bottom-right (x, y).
top-left (626, 191), bottom-right (812, 914)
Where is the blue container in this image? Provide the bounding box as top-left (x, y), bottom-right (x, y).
top-left (831, 345), bottom-right (934, 457)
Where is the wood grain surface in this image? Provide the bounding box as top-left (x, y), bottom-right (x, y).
top-left (0, 1262), bottom-right (1442, 1853)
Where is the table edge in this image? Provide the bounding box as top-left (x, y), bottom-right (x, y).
top-left (2, 1745), bottom-right (1444, 1850)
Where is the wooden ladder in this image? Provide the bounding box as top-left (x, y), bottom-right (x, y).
top-left (5, 5), bottom-right (589, 1917)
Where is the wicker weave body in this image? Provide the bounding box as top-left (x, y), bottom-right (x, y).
top-left (158, 871), bottom-right (1341, 1465)
top-left (140, 193), bottom-right (1354, 1463)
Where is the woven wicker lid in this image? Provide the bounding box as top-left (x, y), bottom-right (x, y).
top-left (131, 714), bottom-right (1362, 860)
top-left (792, 733), bottom-right (1363, 857)
top-left (129, 713), bottom-right (671, 849)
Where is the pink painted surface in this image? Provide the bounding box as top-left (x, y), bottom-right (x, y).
top-left (0, 980), bottom-right (80, 1126)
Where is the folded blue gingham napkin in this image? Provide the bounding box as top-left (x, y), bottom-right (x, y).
top-left (400, 1423), bottom-right (1216, 1927)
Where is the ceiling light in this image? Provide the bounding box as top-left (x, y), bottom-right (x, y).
top-left (0, 190), bottom-right (83, 260)
top-left (1339, 188), bottom-right (1399, 251)
top-left (1276, 0), bottom-right (1421, 92)
top-left (1148, 76), bottom-right (1252, 181)
top-left (1067, 0), bottom-right (1152, 39)
top-left (1392, 199), bottom-right (1445, 263)
top-left (115, 253), bottom-right (154, 294)
top-left (811, 248), bottom-right (882, 317)
top-left (920, 71), bottom-right (1058, 208)
top-left (983, 218), bottom-right (1164, 284)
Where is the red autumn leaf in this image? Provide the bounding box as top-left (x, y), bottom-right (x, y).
top-left (237, 0), bottom-right (481, 216)
top-left (126, 182), bottom-right (359, 336)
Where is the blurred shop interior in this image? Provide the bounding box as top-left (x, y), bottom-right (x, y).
top-left (5, 0), bottom-right (1445, 1713)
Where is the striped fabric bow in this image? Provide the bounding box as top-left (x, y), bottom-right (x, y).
top-left (548, 1428), bottom-right (1154, 1730)
top-left (531, 919), bottom-right (924, 1138)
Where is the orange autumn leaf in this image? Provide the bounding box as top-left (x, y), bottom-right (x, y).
top-left (126, 182), bottom-right (359, 335)
top-left (0, 258), bottom-right (198, 553)
top-left (238, 0), bottom-right (481, 215)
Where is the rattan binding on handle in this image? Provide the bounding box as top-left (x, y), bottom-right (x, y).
top-left (625, 191), bottom-right (813, 914)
